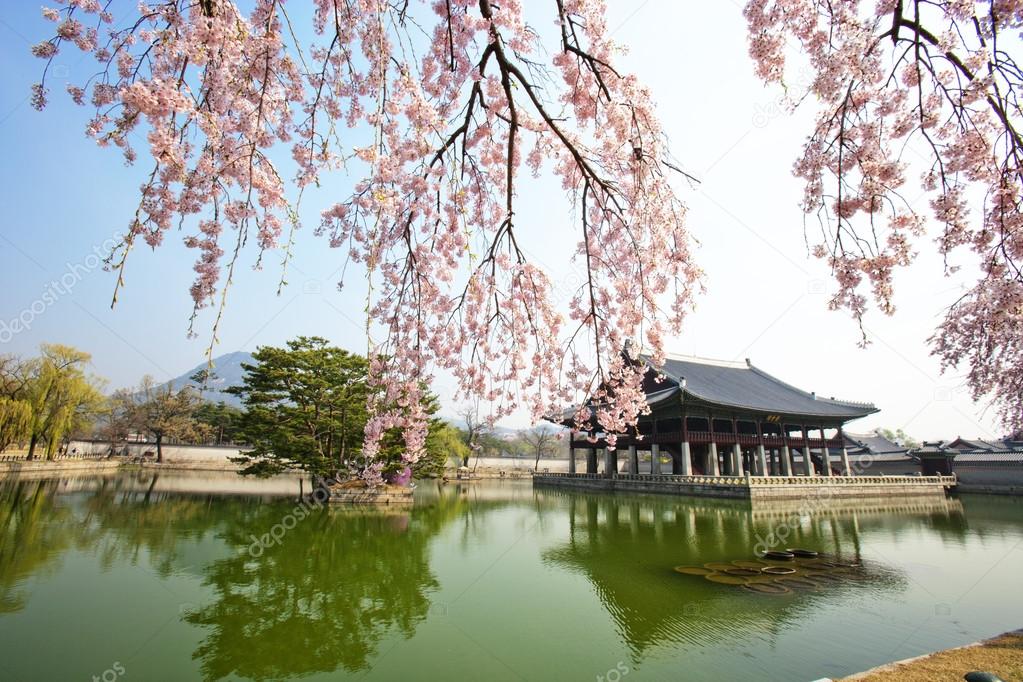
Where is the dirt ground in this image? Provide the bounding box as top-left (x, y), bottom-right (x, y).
top-left (842, 630), bottom-right (1023, 681)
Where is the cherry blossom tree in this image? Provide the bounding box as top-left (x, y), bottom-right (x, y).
top-left (745, 0), bottom-right (1023, 428)
top-left (32, 0), bottom-right (699, 481)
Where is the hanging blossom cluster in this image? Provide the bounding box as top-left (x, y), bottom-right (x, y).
top-left (745, 0), bottom-right (1023, 428)
top-left (33, 0), bottom-right (699, 472)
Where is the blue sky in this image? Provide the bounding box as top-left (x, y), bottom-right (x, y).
top-left (0, 1), bottom-right (1003, 440)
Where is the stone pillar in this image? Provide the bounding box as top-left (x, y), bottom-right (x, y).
top-left (568, 447), bottom-right (577, 474)
top-left (586, 448), bottom-right (598, 474)
top-left (801, 427), bottom-right (814, 476)
top-left (680, 441), bottom-right (693, 476)
top-left (819, 428), bottom-right (832, 477)
top-left (650, 444), bottom-right (661, 475)
top-left (757, 444), bottom-right (769, 477)
top-left (628, 445), bottom-right (638, 475)
top-left (606, 448), bottom-right (619, 476)
top-left (708, 442), bottom-right (720, 476)
top-left (840, 446), bottom-right (852, 476)
top-left (732, 443), bottom-right (743, 477)
top-left (781, 445), bottom-right (792, 475)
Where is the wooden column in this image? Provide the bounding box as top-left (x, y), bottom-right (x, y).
top-left (650, 444), bottom-right (661, 475)
top-left (568, 446), bottom-right (577, 474)
top-left (628, 445), bottom-right (638, 475)
top-left (586, 448), bottom-right (598, 474)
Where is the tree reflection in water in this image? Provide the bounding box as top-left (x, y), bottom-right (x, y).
top-left (0, 473), bottom-right (469, 681)
top-left (0, 478), bottom-right (74, 613)
top-left (184, 504), bottom-right (454, 680)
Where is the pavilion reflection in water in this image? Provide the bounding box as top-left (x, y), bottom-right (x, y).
top-left (541, 490), bottom-right (965, 657)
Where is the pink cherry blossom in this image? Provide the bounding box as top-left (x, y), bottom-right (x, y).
top-left (746, 0), bottom-right (1023, 428)
top-left (33, 0), bottom-right (699, 476)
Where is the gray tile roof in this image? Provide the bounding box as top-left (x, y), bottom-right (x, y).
top-left (646, 355), bottom-right (877, 419)
top-left (953, 451), bottom-right (1023, 463)
top-left (945, 437), bottom-right (1023, 452)
top-left (844, 432), bottom-right (907, 454)
top-left (949, 438), bottom-right (997, 452)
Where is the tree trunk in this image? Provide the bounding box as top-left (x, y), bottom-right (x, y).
top-left (534, 450), bottom-right (541, 471)
top-left (156, 435), bottom-right (163, 463)
top-left (144, 474), bottom-right (159, 503)
top-left (26, 433), bottom-right (38, 461)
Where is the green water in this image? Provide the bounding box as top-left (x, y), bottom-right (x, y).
top-left (0, 472), bottom-right (1020, 681)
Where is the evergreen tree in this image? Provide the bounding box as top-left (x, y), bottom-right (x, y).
top-left (228, 338), bottom-right (369, 479)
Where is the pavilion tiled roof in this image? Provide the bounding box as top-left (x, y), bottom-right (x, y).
top-left (644, 354), bottom-right (878, 419)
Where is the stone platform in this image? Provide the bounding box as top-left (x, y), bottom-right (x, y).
top-left (319, 479), bottom-right (415, 506)
top-left (532, 472), bottom-right (957, 501)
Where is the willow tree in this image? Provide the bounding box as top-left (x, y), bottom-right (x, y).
top-left (0, 399), bottom-right (33, 454)
top-left (745, 0), bottom-right (1023, 427)
top-left (0, 355), bottom-right (35, 453)
top-left (32, 0), bottom-right (698, 481)
top-left (25, 344), bottom-right (104, 460)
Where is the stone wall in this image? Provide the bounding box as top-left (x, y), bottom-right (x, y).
top-left (68, 439), bottom-right (247, 468)
top-left (0, 459), bottom-right (121, 477)
top-left (952, 464), bottom-right (1023, 495)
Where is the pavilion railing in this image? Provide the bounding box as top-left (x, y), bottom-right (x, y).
top-left (534, 472), bottom-right (957, 487)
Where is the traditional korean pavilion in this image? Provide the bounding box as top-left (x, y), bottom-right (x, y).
top-left (561, 353), bottom-right (879, 478)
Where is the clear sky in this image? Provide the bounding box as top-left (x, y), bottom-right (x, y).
top-left (0, 1), bottom-right (1003, 441)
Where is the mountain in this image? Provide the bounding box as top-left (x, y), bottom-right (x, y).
top-left (162, 351), bottom-right (254, 407)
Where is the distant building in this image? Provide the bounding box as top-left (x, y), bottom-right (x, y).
top-left (836, 431), bottom-right (920, 475)
top-left (945, 437), bottom-right (1023, 453)
top-left (939, 438), bottom-right (1023, 494)
top-left (910, 442), bottom-right (958, 476)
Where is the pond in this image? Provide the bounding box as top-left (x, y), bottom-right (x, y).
top-left (0, 471), bottom-right (1020, 681)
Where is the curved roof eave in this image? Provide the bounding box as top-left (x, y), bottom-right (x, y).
top-left (647, 355), bottom-right (877, 419)
top-left (679, 386), bottom-right (878, 419)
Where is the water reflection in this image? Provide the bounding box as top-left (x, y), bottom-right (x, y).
top-left (0, 474), bottom-right (468, 681)
top-left (0, 478), bottom-right (75, 614)
top-left (542, 491), bottom-right (966, 657)
top-left (1, 474), bottom-right (1018, 682)
top-left (185, 508), bottom-right (454, 679)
